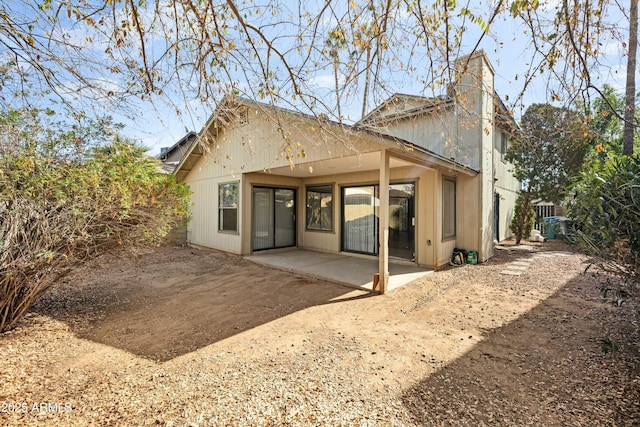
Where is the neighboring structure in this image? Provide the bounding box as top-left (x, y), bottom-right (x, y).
top-left (156, 132), bottom-right (198, 242)
top-left (175, 51), bottom-right (520, 292)
top-left (532, 202), bottom-right (569, 234)
top-left (158, 131), bottom-right (198, 173)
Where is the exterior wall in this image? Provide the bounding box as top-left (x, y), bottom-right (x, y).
top-left (186, 175), bottom-right (243, 253)
top-left (453, 173), bottom-right (481, 262)
top-left (185, 130), bottom-right (446, 265)
top-left (493, 129), bottom-right (520, 241)
top-left (184, 113), bottom-right (385, 255)
top-left (300, 167), bottom-right (388, 254)
top-left (201, 106), bottom-right (384, 176)
top-left (182, 51), bottom-right (517, 267)
top-left (183, 126), bottom-right (244, 253)
top-left (417, 168), bottom-right (438, 268)
top-left (480, 56), bottom-right (496, 261)
top-left (454, 52), bottom-right (497, 262)
top-left (430, 169), bottom-right (489, 268)
top-left (376, 52), bottom-right (498, 265)
top-left (435, 171), bottom-right (456, 268)
top-left (185, 128), bottom-right (493, 269)
top-left (299, 174), bottom-right (342, 254)
top-left (375, 52), bottom-right (499, 264)
top-left (453, 54), bottom-right (485, 172)
top-left (363, 110), bottom-right (462, 166)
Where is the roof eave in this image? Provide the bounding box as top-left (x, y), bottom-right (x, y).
top-left (174, 95), bottom-right (477, 181)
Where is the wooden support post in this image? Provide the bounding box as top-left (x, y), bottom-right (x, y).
top-left (378, 150), bottom-right (390, 293)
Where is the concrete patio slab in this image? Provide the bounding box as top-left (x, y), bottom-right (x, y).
top-left (246, 248), bottom-right (432, 292)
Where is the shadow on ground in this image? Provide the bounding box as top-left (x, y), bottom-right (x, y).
top-left (401, 271), bottom-right (640, 426)
top-left (32, 247), bottom-right (368, 362)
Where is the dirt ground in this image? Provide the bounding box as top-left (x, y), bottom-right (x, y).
top-left (1, 241), bottom-right (639, 426)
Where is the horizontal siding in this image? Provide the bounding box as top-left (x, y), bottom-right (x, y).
top-left (493, 130), bottom-right (520, 241)
top-left (188, 109), bottom-right (387, 183)
top-left (185, 176), bottom-right (242, 253)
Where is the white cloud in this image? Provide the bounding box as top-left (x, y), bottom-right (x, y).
top-left (600, 40), bottom-right (625, 56)
top-left (539, 0), bottom-right (562, 12)
top-left (307, 72), bottom-right (344, 89)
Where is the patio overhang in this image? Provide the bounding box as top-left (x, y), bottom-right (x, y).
top-left (174, 94), bottom-right (479, 183)
top-left (244, 146), bottom-right (477, 179)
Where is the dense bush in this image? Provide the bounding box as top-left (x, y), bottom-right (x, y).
top-left (510, 193), bottom-right (536, 244)
top-left (569, 155), bottom-right (640, 289)
top-left (0, 109), bottom-right (190, 332)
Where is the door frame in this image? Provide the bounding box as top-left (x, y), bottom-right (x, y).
top-left (494, 192), bottom-right (500, 242)
top-left (251, 185), bottom-right (297, 251)
top-left (340, 184), bottom-right (379, 256)
top-left (340, 181), bottom-right (415, 260)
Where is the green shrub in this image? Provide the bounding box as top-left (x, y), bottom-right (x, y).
top-left (569, 154), bottom-right (640, 287)
top-left (0, 109), bottom-right (190, 332)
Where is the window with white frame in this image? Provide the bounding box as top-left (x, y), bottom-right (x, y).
top-left (442, 177), bottom-right (456, 239)
top-left (219, 182), bottom-right (239, 232)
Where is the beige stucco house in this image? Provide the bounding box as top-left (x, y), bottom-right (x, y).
top-left (175, 51), bottom-right (519, 292)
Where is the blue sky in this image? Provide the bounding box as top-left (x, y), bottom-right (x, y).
top-left (2, 1), bottom-right (632, 155)
top-left (128, 1), bottom-right (635, 156)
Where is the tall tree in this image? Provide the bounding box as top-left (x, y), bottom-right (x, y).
top-left (589, 84), bottom-right (626, 155)
top-left (0, 1), bottom-right (636, 132)
top-left (623, 0), bottom-right (638, 156)
top-left (506, 103), bottom-right (594, 244)
top-left (353, 21), bottom-right (377, 118)
top-left (325, 27), bottom-right (347, 121)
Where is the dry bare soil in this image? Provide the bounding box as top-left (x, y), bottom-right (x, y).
top-left (1, 242), bottom-right (639, 426)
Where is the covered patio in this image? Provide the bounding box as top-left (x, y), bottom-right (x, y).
top-left (246, 248), bottom-right (433, 292)
top-left (176, 96), bottom-right (481, 287)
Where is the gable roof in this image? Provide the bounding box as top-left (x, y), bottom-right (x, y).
top-left (157, 131), bottom-right (198, 174)
top-left (174, 95), bottom-right (479, 182)
top-left (358, 93), bottom-right (454, 126)
top-left (359, 50), bottom-right (516, 133)
top-left (159, 131), bottom-right (198, 160)
top-left (493, 93), bottom-right (520, 135)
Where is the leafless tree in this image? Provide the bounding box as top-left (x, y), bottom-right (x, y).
top-left (0, 1), bottom-right (636, 129)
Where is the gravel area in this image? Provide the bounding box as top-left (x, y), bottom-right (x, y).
top-left (1, 241), bottom-right (638, 426)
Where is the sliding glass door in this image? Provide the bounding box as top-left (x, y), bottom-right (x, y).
top-left (252, 187), bottom-right (296, 251)
top-left (342, 186), bottom-right (379, 255)
top-left (388, 183), bottom-right (415, 261)
top-left (341, 183), bottom-right (415, 260)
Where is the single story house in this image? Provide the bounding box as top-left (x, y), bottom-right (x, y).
top-left (175, 51), bottom-right (520, 292)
